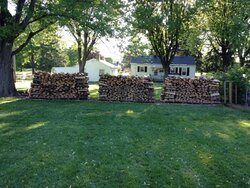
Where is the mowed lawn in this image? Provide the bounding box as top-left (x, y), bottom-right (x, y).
top-left (0, 99), bottom-right (250, 187)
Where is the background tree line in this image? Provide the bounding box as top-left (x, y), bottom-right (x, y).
top-left (0, 0), bottom-right (249, 97)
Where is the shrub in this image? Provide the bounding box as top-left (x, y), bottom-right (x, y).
top-left (213, 66), bottom-right (250, 104)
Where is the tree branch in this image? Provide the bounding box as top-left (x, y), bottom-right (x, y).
top-left (68, 22), bottom-right (79, 42)
top-left (244, 46), bottom-right (250, 58)
top-left (208, 37), bottom-right (221, 56)
top-left (12, 27), bottom-right (45, 56)
top-left (20, 0), bottom-right (37, 29)
top-left (15, 0), bottom-right (26, 22)
top-left (27, 14), bottom-right (49, 25)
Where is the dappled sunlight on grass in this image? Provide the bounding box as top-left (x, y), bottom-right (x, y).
top-left (216, 132), bottom-right (231, 140)
top-left (0, 99), bottom-right (249, 187)
top-left (89, 83), bottom-right (99, 99)
top-left (0, 123), bottom-right (9, 129)
top-left (126, 110), bottom-right (134, 114)
top-left (0, 98), bottom-right (18, 105)
top-left (240, 120), bottom-right (250, 128)
top-left (0, 111), bottom-right (24, 119)
top-left (198, 151), bottom-right (213, 165)
top-left (25, 122), bottom-right (48, 130)
top-left (154, 82), bottom-right (163, 100)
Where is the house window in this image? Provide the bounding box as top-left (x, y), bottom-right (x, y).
top-left (182, 67), bottom-right (187, 76)
top-left (170, 67), bottom-right (175, 74)
top-left (99, 69), bottom-right (105, 75)
top-left (137, 66), bottom-right (147, 72)
top-left (159, 69), bottom-right (164, 73)
top-left (154, 70), bottom-right (158, 76)
top-left (187, 67), bottom-right (190, 76)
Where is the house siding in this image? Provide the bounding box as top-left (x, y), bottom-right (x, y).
top-left (131, 63), bottom-right (196, 80)
top-left (52, 59), bottom-right (119, 82)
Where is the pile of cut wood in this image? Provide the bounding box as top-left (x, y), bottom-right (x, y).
top-left (29, 72), bottom-right (89, 99)
top-left (99, 75), bottom-right (154, 102)
top-left (161, 77), bottom-right (220, 104)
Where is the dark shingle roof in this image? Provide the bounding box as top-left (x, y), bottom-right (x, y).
top-left (130, 56), bottom-right (195, 65)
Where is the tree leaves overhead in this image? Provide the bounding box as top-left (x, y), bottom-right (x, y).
top-left (58, 0), bottom-right (122, 37)
top-left (57, 0), bottom-right (123, 72)
top-left (195, 0), bottom-right (250, 70)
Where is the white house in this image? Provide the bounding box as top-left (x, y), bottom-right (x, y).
top-left (130, 56), bottom-right (196, 81)
top-left (52, 58), bottom-right (119, 82)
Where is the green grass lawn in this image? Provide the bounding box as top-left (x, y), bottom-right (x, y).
top-left (154, 82), bottom-right (163, 100)
top-left (0, 98), bottom-right (249, 187)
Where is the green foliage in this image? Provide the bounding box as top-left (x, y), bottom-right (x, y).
top-left (65, 45), bottom-right (78, 67)
top-left (213, 66), bottom-right (250, 103)
top-left (121, 36), bottom-right (151, 69)
top-left (186, 0), bottom-right (250, 71)
top-left (15, 25), bottom-right (67, 72)
top-left (57, 0), bottom-right (123, 72)
top-left (132, 0), bottom-right (192, 76)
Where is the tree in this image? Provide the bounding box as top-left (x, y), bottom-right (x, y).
top-left (132, 0), bottom-right (191, 78)
top-left (196, 0), bottom-right (250, 71)
top-left (0, 0), bottom-right (58, 96)
top-left (16, 24), bottom-right (67, 72)
top-left (65, 44), bottom-right (78, 67)
top-left (60, 0), bottom-right (122, 73)
top-left (121, 36), bottom-right (151, 69)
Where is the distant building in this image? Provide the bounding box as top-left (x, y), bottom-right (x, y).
top-left (130, 56), bottom-right (196, 81)
top-left (52, 58), bottom-right (119, 82)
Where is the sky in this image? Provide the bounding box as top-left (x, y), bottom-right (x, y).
top-left (59, 28), bottom-right (125, 62)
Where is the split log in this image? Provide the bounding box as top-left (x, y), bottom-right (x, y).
top-left (99, 75), bottom-right (154, 103)
top-left (161, 77), bottom-right (220, 104)
top-left (29, 72), bottom-right (89, 100)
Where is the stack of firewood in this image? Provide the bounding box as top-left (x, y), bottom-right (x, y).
top-left (29, 72), bottom-right (89, 100)
top-left (161, 77), bottom-right (220, 104)
top-left (99, 75), bottom-right (154, 102)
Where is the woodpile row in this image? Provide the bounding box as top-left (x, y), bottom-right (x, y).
top-left (161, 77), bottom-right (220, 104)
top-left (29, 72), bottom-right (89, 100)
top-left (99, 75), bottom-right (154, 102)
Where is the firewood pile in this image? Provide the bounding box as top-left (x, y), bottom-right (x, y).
top-left (99, 75), bottom-right (154, 102)
top-left (29, 72), bottom-right (89, 100)
top-left (161, 77), bottom-right (220, 104)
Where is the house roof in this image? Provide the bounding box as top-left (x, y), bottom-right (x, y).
top-left (130, 56), bottom-right (195, 65)
top-left (99, 59), bottom-right (119, 69)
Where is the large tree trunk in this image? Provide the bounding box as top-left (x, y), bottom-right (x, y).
top-left (77, 41), bottom-right (82, 73)
top-left (12, 54), bottom-right (16, 83)
top-left (79, 58), bottom-right (87, 73)
top-left (31, 52), bottom-right (35, 75)
top-left (0, 41), bottom-right (17, 97)
top-left (162, 62), bottom-right (170, 80)
top-left (221, 44), bottom-right (233, 71)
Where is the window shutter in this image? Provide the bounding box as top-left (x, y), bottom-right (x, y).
top-left (179, 67), bottom-right (182, 75)
top-left (137, 66), bottom-right (140, 72)
top-left (187, 67), bottom-right (190, 76)
top-left (175, 67), bottom-right (178, 74)
top-left (145, 66), bottom-right (147, 72)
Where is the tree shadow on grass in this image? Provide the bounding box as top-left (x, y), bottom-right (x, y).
top-left (0, 100), bottom-right (249, 187)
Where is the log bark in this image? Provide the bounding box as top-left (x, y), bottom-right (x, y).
top-left (0, 41), bottom-right (17, 97)
top-left (161, 77), bottom-right (220, 104)
top-left (29, 72), bottom-right (89, 99)
top-left (99, 75), bottom-right (154, 103)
